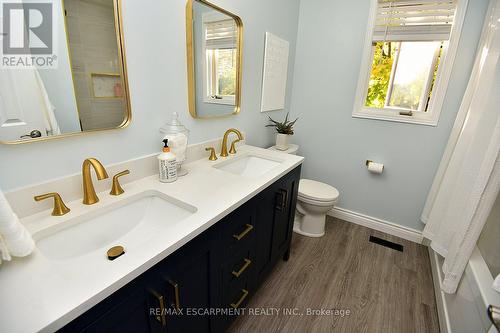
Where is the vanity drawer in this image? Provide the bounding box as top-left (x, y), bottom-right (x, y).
top-left (216, 277), bottom-right (251, 333)
top-left (220, 201), bottom-right (256, 251)
top-left (221, 247), bottom-right (254, 308)
top-left (226, 221), bottom-right (255, 251)
top-left (222, 247), bottom-right (255, 287)
top-left (222, 276), bottom-right (251, 310)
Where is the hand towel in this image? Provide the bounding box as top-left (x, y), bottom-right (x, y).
top-left (163, 133), bottom-right (188, 162)
top-left (494, 274), bottom-right (500, 293)
top-left (0, 233), bottom-right (12, 266)
top-left (0, 188), bottom-right (35, 258)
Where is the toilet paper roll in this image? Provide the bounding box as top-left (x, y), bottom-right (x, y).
top-left (367, 161), bottom-right (384, 174)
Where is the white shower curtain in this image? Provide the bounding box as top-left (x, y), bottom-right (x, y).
top-left (34, 69), bottom-right (61, 136)
top-left (421, 0), bottom-right (500, 294)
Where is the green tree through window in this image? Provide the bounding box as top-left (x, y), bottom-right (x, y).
top-left (217, 49), bottom-right (236, 96)
top-left (365, 41), bottom-right (443, 112)
top-left (365, 42), bottom-right (395, 108)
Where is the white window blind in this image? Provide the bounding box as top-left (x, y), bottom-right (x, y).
top-left (373, 0), bottom-right (457, 42)
top-left (205, 19), bottom-right (237, 50)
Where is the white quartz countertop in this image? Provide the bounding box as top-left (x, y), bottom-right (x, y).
top-left (0, 145), bottom-right (303, 333)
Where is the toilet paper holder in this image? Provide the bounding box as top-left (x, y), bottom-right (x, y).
top-left (365, 160), bottom-right (384, 174)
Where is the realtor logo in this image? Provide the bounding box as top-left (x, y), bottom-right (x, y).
top-left (1, 1), bottom-right (57, 68)
top-left (3, 3), bottom-right (52, 54)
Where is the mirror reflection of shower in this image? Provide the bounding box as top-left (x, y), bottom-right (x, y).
top-left (64, 0), bottom-right (126, 132)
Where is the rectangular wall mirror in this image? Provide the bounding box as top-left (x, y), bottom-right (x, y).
top-left (186, 0), bottom-right (242, 118)
top-left (0, 0), bottom-right (130, 144)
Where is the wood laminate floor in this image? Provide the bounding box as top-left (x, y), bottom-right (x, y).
top-left (229, 217), bottom-right (440, 333)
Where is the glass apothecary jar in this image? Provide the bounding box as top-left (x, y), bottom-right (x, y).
top-left (159, 112), bottom-right (189, 176)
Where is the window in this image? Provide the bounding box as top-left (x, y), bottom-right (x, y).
top-left (203, 16), bottom-right (237, 105)
top-left (353, 0), bottom-right (468, 125)
top-left (366, 41), bottom-right (443, 111)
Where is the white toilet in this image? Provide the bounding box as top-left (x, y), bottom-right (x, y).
top-left (268, 145), bottom-right (340, 237)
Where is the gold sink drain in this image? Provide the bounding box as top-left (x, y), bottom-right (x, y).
top-left (107, 245), bottom-right (125, 260)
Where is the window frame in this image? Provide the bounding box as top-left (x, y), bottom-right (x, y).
top-left (204, 48), bottom-right (237, 105)
top-left (381, 41), bottom-right (443, 112)
top-left (352, 0), bottom-right (469, 126)
top-left (201, 12), bottom-right (237, 106)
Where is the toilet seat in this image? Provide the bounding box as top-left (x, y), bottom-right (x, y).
top-left (297, 195), bottom-right (337, 206)
top-left (298, 179), bottom-right (339, 203)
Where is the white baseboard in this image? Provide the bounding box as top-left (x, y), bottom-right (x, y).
top-left (327, 207), bottom-right (423, 244)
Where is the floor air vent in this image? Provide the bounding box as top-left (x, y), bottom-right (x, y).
top-left (369, 236), bottom-right (404, 252)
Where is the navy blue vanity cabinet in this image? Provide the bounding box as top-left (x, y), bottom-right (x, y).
top-left (60, 231), bottom-right (216, 333)
top-left (271, 166), bottom-right (301, 262)
top-left (154, 231), bottom-right (217, 333)
top-left (83, 288), bottom-right (155, 333)
top-left (59, 275), bottom-right (158, 333)
top-left (211, 197), bottom-right (258, 332)
top-left (255, 165), bottom-right (301, 285)
top-left (60, 165), bottom-right (301, 333)
top-left (255, 182), bottom-right (279, 283)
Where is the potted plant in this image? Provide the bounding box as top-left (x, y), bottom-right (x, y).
top-left (266, 112), bottom-right (298, 150)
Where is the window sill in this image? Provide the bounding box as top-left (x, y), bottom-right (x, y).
top-left (352, 108), bottom-right (438, 126)
top-left (203, 98), bottom-right (235, 106)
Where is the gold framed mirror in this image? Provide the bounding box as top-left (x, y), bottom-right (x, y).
top-left (0, 0), bottom-right (130, 144)
top-left (186, 0), bottom-right (243, 118)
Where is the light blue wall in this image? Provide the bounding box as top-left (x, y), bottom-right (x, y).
top-left (0, 0), bottom-right (300, 191)
top-left (289, 0), bottom-right (489, 230)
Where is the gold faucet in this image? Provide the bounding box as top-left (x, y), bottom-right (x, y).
top-left (220, 128), bottom-right (243, 157)
top-left (82, 158), bottom-right (109, 205)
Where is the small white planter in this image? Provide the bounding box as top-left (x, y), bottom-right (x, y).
top-left (275, 133), bottom-right (292, 150)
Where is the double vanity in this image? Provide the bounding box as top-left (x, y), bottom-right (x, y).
top-left (0, 143), bottom-right (303, 332)
top-left (0, 0), bottom-right (304, 331)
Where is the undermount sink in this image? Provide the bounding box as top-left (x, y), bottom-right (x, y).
top-left (214, 154), bottom-right (282, 178)
top-left (35, 190), bottom-right (196, 260)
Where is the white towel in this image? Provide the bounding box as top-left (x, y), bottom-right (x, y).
top-left (0, 188), bottom-right (35, 258)
top-left (494, 274), bottom-right (500, 293)
top-left (0, 233), bottom-right (12, 265)
top-left (163, 133), bottom-right (188, 163)
top-left (34, 69), bottom-right (60, 136)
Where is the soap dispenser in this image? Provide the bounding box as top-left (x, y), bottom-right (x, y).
top-left (159, 112), bottom-right (190, 176)
top-left (158, 139), bottom-right (177, 183)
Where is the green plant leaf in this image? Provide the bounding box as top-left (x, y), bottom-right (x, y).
top-left (265, 112), bottom-right (298, 134)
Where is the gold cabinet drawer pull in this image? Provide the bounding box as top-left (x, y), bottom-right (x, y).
top-left (149, 289), bottom-right (167, 327)
top-left (232, 224), bottom-right (254, 241)
top-left (167, 279), bottom-right (181, 310)
top-left (232, 258), bottom-right (252, 278)
top-left (230, 289), bottom-right (249, 309)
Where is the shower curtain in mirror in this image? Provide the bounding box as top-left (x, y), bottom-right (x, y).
top-left (421, 0), bottom-right (500, 294)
